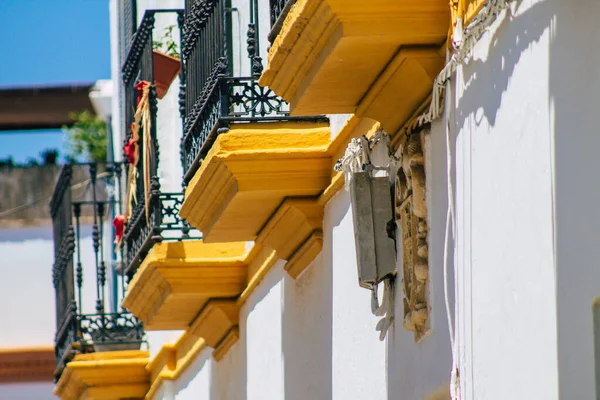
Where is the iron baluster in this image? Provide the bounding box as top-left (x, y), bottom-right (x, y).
top-left (73, 203), bottom-right (83, 312)
top-left (51, 163), bottom-right (144, 381)
top-left (97, 201), bottom-right (107, 308)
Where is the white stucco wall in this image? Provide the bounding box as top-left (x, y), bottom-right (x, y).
top-left (0, 226), bottom-right (102, 398)
top-left (549, 1), bottom-right (600, 398)
top-left (0, 227), bottom-right (98, 347)
top-left (450, 0), bottom-right (600, 398)
top-left (0, 228), bottom-right (56, 347)
top-left (117, 1), bottom-right (600, 399)
top-left (0, 382), bottom-right (55, 400)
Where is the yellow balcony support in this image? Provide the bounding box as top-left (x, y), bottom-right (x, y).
top-left (260, 0), bottom-right (449, 134)
top-left (122, 241), bottom-right (248, 330)
top-left (123, 117), bottom-right (382, 364)
top-left (53, 350), bottom-right (150, 400)
top-left (179, 121), bottom-right (331, 243)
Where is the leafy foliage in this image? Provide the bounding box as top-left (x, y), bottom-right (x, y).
top-left (63, 110), bottom-right (107, 163)
top-left (152, 25), bottom-right (180, 58)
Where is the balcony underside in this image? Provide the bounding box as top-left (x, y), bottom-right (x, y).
top-left (53, 350), bottom-right (149, 400)
top-left (260, 0), bottom-right (449, 134)
top-left (179, 121), bottom-right (331, 243)
top-left (122, 241), bottom-right (248, 331)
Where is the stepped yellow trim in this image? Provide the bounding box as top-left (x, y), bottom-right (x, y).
top-left (127, 116), bottom-right (383, 365)
top-left (122, 241), bottom-right (248, 330)
top-left (260, 0), bottom-right (449, 120)
top-left (180, 121), bottom-right (331, 243)
top-left (54, 350), bottom-right (150, 400)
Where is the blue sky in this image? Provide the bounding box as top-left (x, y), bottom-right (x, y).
top-left (0, 0), bottom-right (111, 163)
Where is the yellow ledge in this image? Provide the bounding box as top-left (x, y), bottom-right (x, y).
top-left (260, 0), bottom-right (449, 134)
top-left (129, 116), bottom-right (381, 365)
top-left (54, 350), bottom-right (150, 400)
top-left (122, 241), bottom-right (248, 330)
top-left (180, 121), bottom-right (331, 243)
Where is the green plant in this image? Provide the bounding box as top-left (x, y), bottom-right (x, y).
top-left (63, 110), bottom-right (107, 163)
top-left (153, 25), bottom-right (179, 58)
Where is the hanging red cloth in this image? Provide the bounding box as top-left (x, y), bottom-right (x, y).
top-left (124, 123), bottom-right (138, 165)
top-left (135, 80), bottom-right (150, 106)
top-left (113, 214), bottom-right (125, 245)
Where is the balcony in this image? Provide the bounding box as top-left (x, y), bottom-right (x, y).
top-left (120, 9), bottom-right (202, 278)
top-left (50, 164), bottom-right (144, 381)
top-left (259, 0), bottom-right (449, 135)
top-left (178, 0), bottom-right (331, 243)
top-left (119, 5), bottom-right (247, 343)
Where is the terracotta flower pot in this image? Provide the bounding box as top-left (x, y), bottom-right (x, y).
top-left (153, 50), bottom-right (181, 99)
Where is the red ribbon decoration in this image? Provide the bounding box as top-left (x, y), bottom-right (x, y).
top-left (113, 214), bottom-right (125, 245)
top-left (135, 80), bottom-right (150, 106)
top-left (124, 123), bottom-right (138, 165)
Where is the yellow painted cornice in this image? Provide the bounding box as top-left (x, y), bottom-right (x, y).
top-left (179, 121), bottom-right (331, 243)
top-left (260, 0), bottom-right (449, 119)
top-left (54, 350), bottom-right (150, 400)
top-left (127, 116), bottom-right (384, 366)
top-left (188, 301), bottom-right (239, 359)
top-left (122, 241), bottom-right (248, 330)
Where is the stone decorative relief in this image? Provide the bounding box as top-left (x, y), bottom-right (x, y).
top-left (395, 132), bottom-right (429, 341)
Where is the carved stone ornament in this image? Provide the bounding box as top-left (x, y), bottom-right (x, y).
top-left (395, 132), bottom-right (429, 341)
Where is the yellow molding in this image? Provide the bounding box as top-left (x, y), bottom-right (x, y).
top-left (257, 198), bottom-right (323, 260)
top-left (213, 328), bottom-right (240, 362)
top-left (180, 121), bottom-right (331, 243)
top-left (54, 350), bottom-right (150, 400)
top-left (260, 0), bottom-right (449, 117)
top-left (285, 230), bottom-right (324, 278)
top-left (122, 241), bottom-right (248, 330)
top-left (131, 116), bottom-right (386, 365)
top-left (355, 46), bottom-right (445, 135)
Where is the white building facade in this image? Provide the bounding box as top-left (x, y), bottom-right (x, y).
top-left (58, 0), bottom-right (600, 399)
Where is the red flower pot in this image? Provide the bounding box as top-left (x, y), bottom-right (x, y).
top-left (153, 51), bottom-right (181, 99)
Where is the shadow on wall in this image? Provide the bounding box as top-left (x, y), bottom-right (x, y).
top-left (455, 0), bottom-right (600, 397)
top-left (455, 0), bottom-right (554, 131)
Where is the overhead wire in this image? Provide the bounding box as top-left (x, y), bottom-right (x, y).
top-left (0, 171), bottom-right (113, 219)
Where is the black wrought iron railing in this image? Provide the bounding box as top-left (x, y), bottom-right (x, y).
top-left (122, 8), bottom-right (184, 144)
top-left (119, 0), bottom-right (137, 62)
top-left (121, 9), bottom-right (199, 278)
top-left (180, 0), bottom-right (327, 185)
top-left (122, 182), bottom-right (199, 277)
top-left (50, 164), bottom-right (144, 381)
top-left (268, 0), bottom-right (296, 43)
